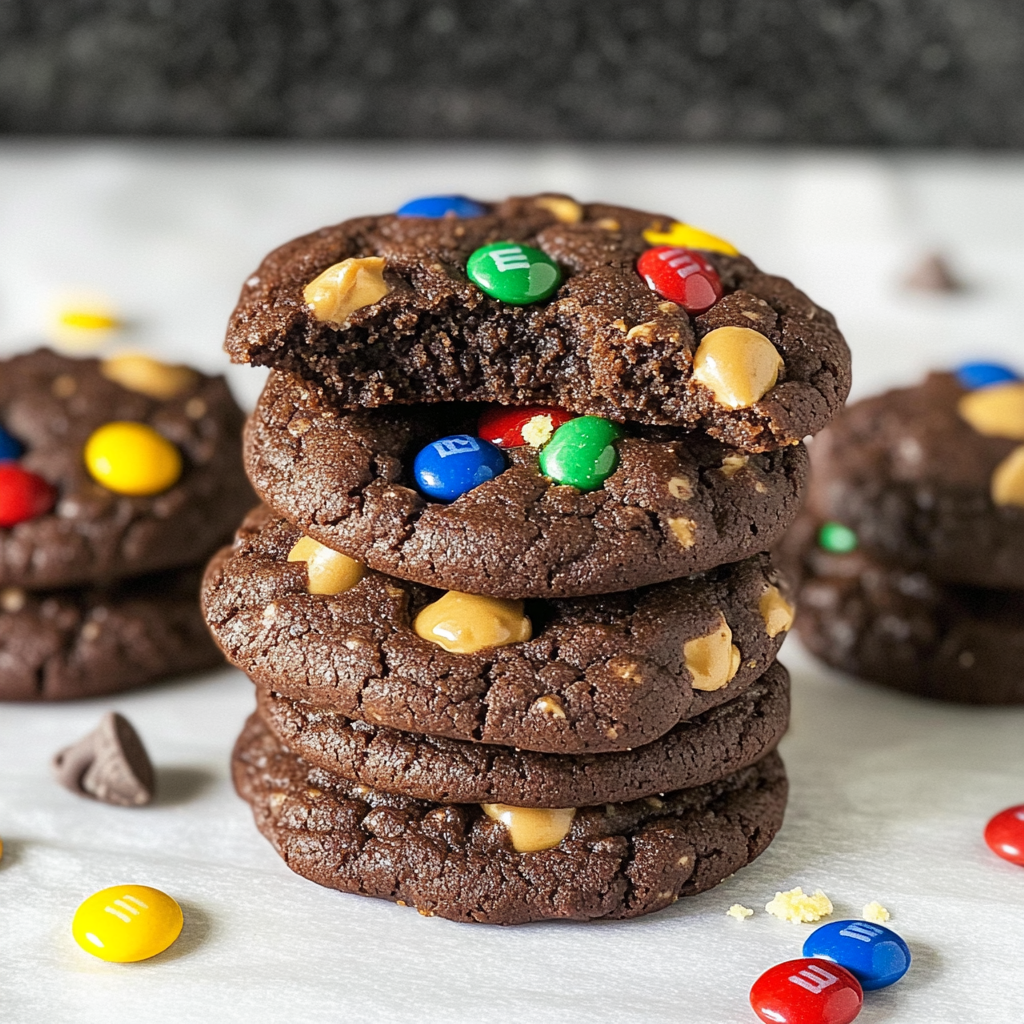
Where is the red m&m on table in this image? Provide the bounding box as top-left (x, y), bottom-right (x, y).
top-left (478, 405), bottom-right (574, 449)
top-left (985, 804), bottom-right (1024, 865)
top-left (0, 464), bottom-right (57, 527)
top-left (637, 246), bottom-right (722, 314)
top-left (750, 958), bottom-right (863, 1024)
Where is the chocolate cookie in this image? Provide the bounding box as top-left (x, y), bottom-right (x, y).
top-left (232, 712), bottom-right (788, 925)
top-left (244, 371), bottom-right (808, 598)
top-left (256, 660), bottom-right (789, 807)
top-left (804, 371), bottom-right (1024, 589)
top-left (226, 195), bottom-right (850, 452)
top-left (0, 564), bottom-right (223, 701)
top-left (779, 513), bottom-right (1024, 704)
top-left (0, 349), bottom-right (254, 589)
top-left (202, 508), bottom-right (794, 753)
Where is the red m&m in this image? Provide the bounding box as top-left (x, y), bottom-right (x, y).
top-left (985, 804), bottom-right (1024, 866)
top-left (0, 464), bottom-right (57, 527)
top-left (637, 246), bottom-right (722, 314)
top-left (478, 405), bottom-right (574, 449)
top-left (750, 958), bottom-right (863, 1024)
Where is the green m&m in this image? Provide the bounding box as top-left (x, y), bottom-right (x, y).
top-left (466, 242), bottom-right (561, 304)
top-left (817, 521), bottom-right (858, 553)
top-left (538, 416), bottom-right (625, 491)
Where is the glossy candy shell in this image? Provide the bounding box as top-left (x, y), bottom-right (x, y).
top-left (750, 958), bottom-right (863, 1024)
top-left (803, 920), bottom-right (911, 990)
top-left (466, 242), bottom-right (561, 304)
top-left (955, 362), bottom-right (1020, 390)
top-left (413, 434), bottom-right (506, 502)
top-left (0, 464), bottom-right (56, 527)
top-left (985, 804), bottom-right (1024, 866)
top-left (637, 245), bottom-right (722, 314)
top-left (0, 425), bottom-right (24, 462)
top-left (538, 416), bottom-right (625, 491)
top-left (72, 884), bottom-right (183, 963)
top-left (397, 195), bottom-right (486, 219)
top-left (477, 405), bottom-right (574, 448)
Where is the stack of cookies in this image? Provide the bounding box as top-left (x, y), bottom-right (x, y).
top-left (203, 194), bottom-right (851, 923)
top-left (0, 348), bottom-right (253, 701)
top-left (780, 363), bottom-right (1024, 704)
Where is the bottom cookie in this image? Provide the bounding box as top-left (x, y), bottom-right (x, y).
top-left (0, 565), bottom-right (224, 701)
top-left (781, 515), bottom-right (1024, 704)
top-left (232, 713), bottom-right (788, 925)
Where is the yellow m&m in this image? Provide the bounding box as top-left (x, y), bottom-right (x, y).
top-left (85, 422), bottom-right (182, 496)
top-left (72, 884), bottom-right (183, 962)
top-left (642, 221), bottom-right (739, 255)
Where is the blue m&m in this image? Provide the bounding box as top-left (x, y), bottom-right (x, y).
top-left (955, 362), bottom-right (1020, 390)
top-left (397, 195), bottom-right (487, 219)
top-left (0, 425), bottom-right (24, 462)
top-left (803, 919), bottom-right (911, 991)
top-left (413, 435), bottom-right (505, 501)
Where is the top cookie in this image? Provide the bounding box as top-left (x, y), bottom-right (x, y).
top-left (805, 369), bottom-right (1024, 589)
top-left (0, 349), bottom-right (254, 589)
top-left (225, 194), bottom-right (850, 451)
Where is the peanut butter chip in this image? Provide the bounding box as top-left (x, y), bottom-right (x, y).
top-left (101, 353), bottom-right (198, 400)
top-left (958, 383), bottom-right (1024, 440)
top-left (534, 195), bottom-right (583, 223)
top-left (413, 591), bottom-right (531, 654)
top-left (303, 256), bottom-right (390, 328)
top-left (684, 614), bottom-right (741, 691)
top-left (597, 218), bottom-right (621, 231)
top-left (531, 695), bottom-right (567, 719)
top-left (668, 517), bottom-right (698, 548)
top-left (991, 445), bottom-right (1024, 507)
top-left (759, 585), bottom-right (795, 637)
top-left (692, 327), bottom-right (783, 409)
top-left (481, 804), bottom-right (576, 852)
top-left (287, 536), bottom-right (364, 595)
top-left (668, 476), bottom-right (693, 500)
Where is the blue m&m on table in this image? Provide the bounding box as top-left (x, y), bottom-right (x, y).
top-left (413, 434), bottom-right (505, 501)
top-left (802, 919), bottom-right (911, 991)
top-left (397, 195), bottom-right (487, 219)
top-left (0, 425), bottom-right (24, 462)
top-left (955, 362), bottom-right (1020, 390)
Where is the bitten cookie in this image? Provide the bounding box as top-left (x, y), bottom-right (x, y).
top-left (0, 565), bottom-right (223, 701)
top-left (0, 349), bottom-right (254, 589)
top-left (779, 513), bottom-right (1024, 704)
top-left (232, 713), bottom-right (788, 925)
top-left (804, 370), bottom-right (1024, 589)
top-left (202, 508), bottom-right (795, 754)
top-left (256, 660), bottom-right (789, 807)
top-left (225, 195), bottom-right (850, 452)
top-left (244, 372), bottom-right (808, 598)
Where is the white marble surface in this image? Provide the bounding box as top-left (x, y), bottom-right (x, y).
top-left (1, 144), bottom-right (1023, 1023)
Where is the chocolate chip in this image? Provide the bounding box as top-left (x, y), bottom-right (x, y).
top-left (52, 712), bottom-right (155, 806)
top-left (902, 252), bottom-right (964, 293)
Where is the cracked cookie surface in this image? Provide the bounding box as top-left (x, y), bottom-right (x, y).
top-left (225, 194), bottom-right (849, 452)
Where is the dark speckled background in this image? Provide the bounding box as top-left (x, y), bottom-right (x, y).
top-left (1, 0), bottom-right (1022, 144)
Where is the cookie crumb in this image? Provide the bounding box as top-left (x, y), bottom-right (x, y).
top-left (765, 887), bottom-right (834, 923)
top-left (862, 901), bottom-right (890, 924)
top-left (727, 903), bottom-right (754, 920)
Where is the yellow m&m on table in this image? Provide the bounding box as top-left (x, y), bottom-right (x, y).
top-left (72, 884), bottom-right (183, 962)
top-left (84, 422), bottom-right (183, 496)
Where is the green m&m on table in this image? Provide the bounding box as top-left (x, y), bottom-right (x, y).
top-left (817, 521), bottom-right (858, 553)
top-left (539, 416), bottom-right (625, 491)
top-left (466, 242), bottom-right (561, 304)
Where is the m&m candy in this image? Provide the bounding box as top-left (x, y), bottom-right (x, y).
top-left (955, 362), bottom-right (1020, 390)
top-left (0, 464), bottom-right (57, 527)
top-left (637, 246), bottom-right (723, 314)
top-left (397, 195), bottom-right (487, 219)
top-left (750, 958), bottom-right (863, 1024)
top-left (478, 405), bottom-right (574, 449)
top-left (72, 884), bottom-right (183, 963)
top-left (538, 416), bottom-right (625, 491)
top-left (466, 242), bottom-right (561, 304)
top-left (642, 221), bottom-right (739, 255)
top-left (817, 521), bottom-right (858, 554)
top-left (803, 920), bottom-right (911, 991)
top-left (84, 422), bottom-right (183, 496)
top-left (985, 804), bottom-right (1024, 866)
top-left (413, 435), bottom-right (505, 502)
top-left (0, 425), bottom-right (24, 462)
